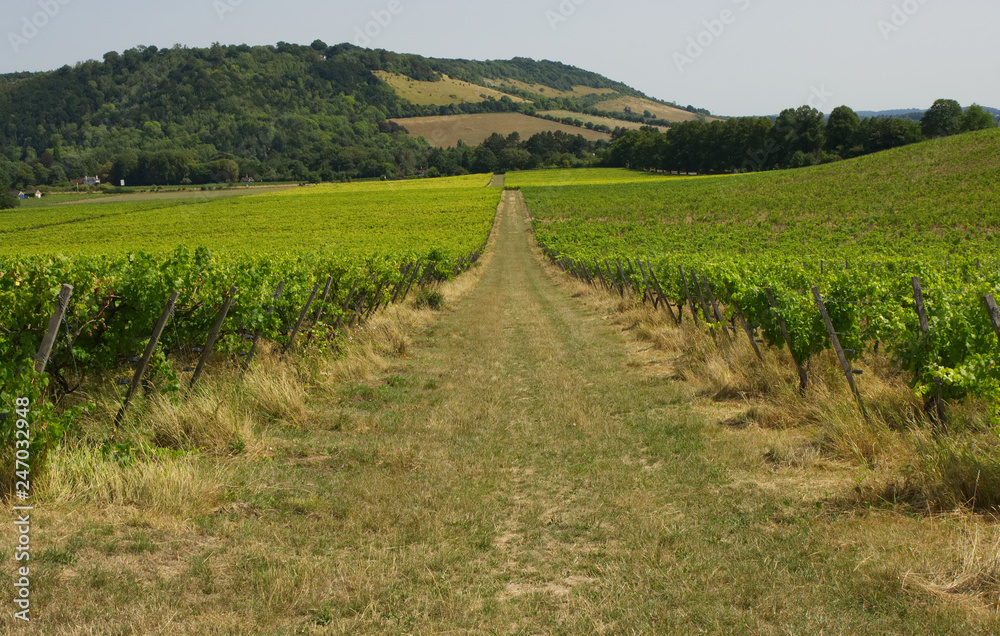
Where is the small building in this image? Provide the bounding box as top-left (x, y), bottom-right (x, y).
top-left (18, 191), bottom-right (25, 199)
top-left (241, 174), bottom-right (255, 187)
top-left (35, 190), bottom-right (42, 198)
top-left (83, 176), bottom-right (100, 186)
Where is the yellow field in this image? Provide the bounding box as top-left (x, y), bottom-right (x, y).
top-left (592, 95), bottom-right (710, 122)
top-left (390, 113), bottom-right (611, 147)
top-left (374, 71), bottom-right (529, 106)
top-left (538, 110), bottom-right (658, 132)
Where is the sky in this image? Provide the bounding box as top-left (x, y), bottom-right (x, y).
top-left (2, 0), bottom-right (998, 116)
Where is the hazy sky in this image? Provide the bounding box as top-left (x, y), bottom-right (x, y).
top-left (3, 0), bottom-right (997, 116)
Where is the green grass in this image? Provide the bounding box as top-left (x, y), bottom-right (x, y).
top-left (0, 175), bottom-right (499, 258)
top-left (508, 129), bottom-right (1000, 261)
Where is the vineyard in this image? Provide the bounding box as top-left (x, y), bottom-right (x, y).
top-left (0, 175), bottom-right (500, 484)
top-left (509, 130), bottom-right (1000, 440)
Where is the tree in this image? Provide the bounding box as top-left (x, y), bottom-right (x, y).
top-left (859, 116), bottom-right (923, 154)
top-left (498, 148), bottom-right (532, 172)
top-left (481, 133), bottom-right (507, 157)
top-left (471, 147), bottom-right (498, 174)
top-left (0, 161), bottom-right (18, 209)
top-left (0, 190), bottom-right (18, 210)
top-left (921, 99), bottom-right (963, 138)
top-left (825, 106), bottom-right (861, 157)
top-left (771, 106), bottom-right (825, 168)
top-left (208, 158), bottom-right (240, 183)
top-left (961, 104), bottom-right (997, 132)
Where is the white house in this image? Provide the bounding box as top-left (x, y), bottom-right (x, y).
top-left (83, 176), bottom-right (100, 186)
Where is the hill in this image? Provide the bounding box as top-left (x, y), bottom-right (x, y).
top-left (0, 42), bottom-right (707, 189)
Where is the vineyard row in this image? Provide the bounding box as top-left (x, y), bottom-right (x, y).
top-left (540, 246), bottom-right (1000, 424)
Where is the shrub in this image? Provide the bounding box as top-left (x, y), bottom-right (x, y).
top-left (414, 288), bottom-right (445, 310)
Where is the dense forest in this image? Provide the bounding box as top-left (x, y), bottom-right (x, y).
top-left (0, 41), bottom-right (634, 196)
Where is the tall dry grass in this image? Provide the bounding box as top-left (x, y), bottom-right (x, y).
top-left (542, 265), bottom-right (1000, 514)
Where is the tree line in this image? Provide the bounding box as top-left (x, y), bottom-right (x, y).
top-left (605, 100), bottom-right (997, 174)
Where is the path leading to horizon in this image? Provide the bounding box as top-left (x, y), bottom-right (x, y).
top-left (17, 185), bottom-right (978, 634)
top-left (273, 188), bottom-right (942, 633)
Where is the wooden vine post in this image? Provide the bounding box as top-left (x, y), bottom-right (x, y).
top-left (335, 279), bottom-right (360, 329)
top-left (699, 275), bottom-right (731, 342)
top-left (646, 261), bottom-right (680, 325)
top-left (284, 282), bottom-right (321, 354)
top-left (679, 265), bottom-right (698, 325)
top-left (764, 287), bottom-right (808, 392)
top-left (637, 260), bottom-right (655, 307)
top-left (812, 287), bottom-right (870, 422)
top-left (728, 297), bottom-right (764, 362)
top-left (912, 277), bottom-right (946, 431)
top-left (605, 259), bottom-right (623, 297)
top-left (313, 276), bottom-right (335, 323)
top-left (984, 294), bottom-right (1000, 343)
top-left (400, 264), bottom-right (421, 303)
top-left (34, 284), bottom-right (74, 374)
top-left (190, 286), bottom-right (237, 388)
top-left (114, 291), bottom-right (180, 427)
top-left (244, 281), bottom-right (285, 370)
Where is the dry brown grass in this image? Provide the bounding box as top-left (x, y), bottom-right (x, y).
top-left (591, 95), bottom-right (715, 122)
top-left (241, 349), bottom-right (308, 424)
top-left (374, 70), bottom-right (530, 107)
top-left (919, 525), bottom-right (1000, 609)
top-left (389, 113), bottom-right (611, 148)
top-left (146, 390), bottom-right (259, 456)
top-left (39, 442), bottom-right (233, 516)
top-left (540, 263), bottom-right (1000, 505)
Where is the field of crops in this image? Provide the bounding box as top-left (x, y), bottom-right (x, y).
top-left (0, 175), bottom-right (500, 461)
top-left (1, 175), bottom-right (499, 258)
top-left (512, 128), bottom-right (1000, 261)
top-left (509, 131), bottom-right (1000, 418)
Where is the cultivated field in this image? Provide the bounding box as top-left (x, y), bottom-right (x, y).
top-left (510, 129), bottom-right (1000, 259)
top-left (373, 71), bottom-right (529, 106)
top-left (538, 109), bottom-right (657, 132)
top-left (593, 94), bottom-right (710, 122)
top-left (482, 78), bottom-right (617, 99)
top-left (0, 175), bottom-right (498, 256)
top-left (390, 112), bottom-right (612, 148)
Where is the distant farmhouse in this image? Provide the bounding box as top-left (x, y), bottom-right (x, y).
top-left (71, 176), bottom-right (101, 187)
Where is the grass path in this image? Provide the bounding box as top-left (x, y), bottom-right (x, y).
top-left (5, 190), bottom-right (991, 634)
top-left (271, 190), bottom-right (981, 633)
